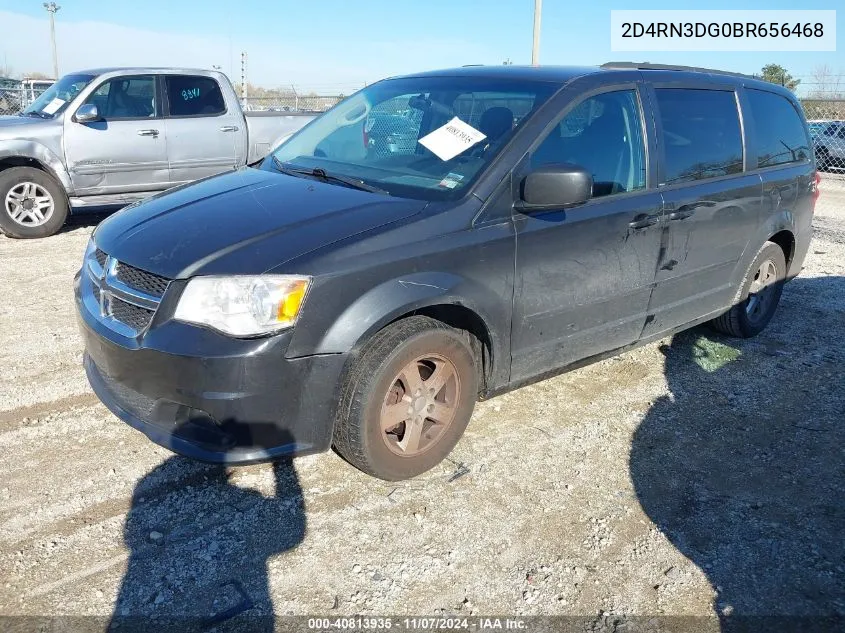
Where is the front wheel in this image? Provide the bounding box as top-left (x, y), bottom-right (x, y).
top-left (333, 316), bottom-right (479, 480)
top-left (710, 241), bottom-right (786, 338)
top-left (0, 167), bottom-right (69, 239)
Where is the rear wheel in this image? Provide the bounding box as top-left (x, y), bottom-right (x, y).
top-left (0, 167), bottom-right (68, 239)
top-left (710, 241), bottom-right (786, 338)
top-left (333, 316), bottom-right (478, 480)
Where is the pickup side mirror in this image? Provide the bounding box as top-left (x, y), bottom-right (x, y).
top-left (518, 163), bottom-right (593, 210)
top-left (75, 104), bottom-right (100, 123)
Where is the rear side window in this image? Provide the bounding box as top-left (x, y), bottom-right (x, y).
top-left (745, 89), bottom-right (810, 167)
top-left (654, 89), bottom-right (743, 185)
top-left (165, 75), bottom-right (226, 117)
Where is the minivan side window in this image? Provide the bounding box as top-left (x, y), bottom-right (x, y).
top-left (745, 89), bottom-right (811, 168)
top-left (531, 90), bottom-right (646, 198)
top-left (654, 89), bottom-right (743, 185)
top-left (84, 75), bottom-right (157, 119)
top-left (165, 75), bottom-right (226, 117)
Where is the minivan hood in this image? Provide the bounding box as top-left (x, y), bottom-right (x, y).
top-left (93, 166), bottom-right (426, 279)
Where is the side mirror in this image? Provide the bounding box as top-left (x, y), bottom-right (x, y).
top-left (75, 104), bottom-right (100, 123)
top-left (518, 163), bottom-right (593, 210)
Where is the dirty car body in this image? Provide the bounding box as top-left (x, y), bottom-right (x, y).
top-left (76, 64), bottom-right (816, 471)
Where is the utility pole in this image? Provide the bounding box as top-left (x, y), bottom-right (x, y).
top-left (531, 0), bottom-right (542, 66)
top-left (43, 2), bottom-right (60, 79)
top-left (240, 52), bottom-right (248, 107)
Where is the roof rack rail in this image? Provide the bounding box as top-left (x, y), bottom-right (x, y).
top-left (601, 62), bottom-right (754, 79)
top-left (462, 64), bottom-right (484, 67)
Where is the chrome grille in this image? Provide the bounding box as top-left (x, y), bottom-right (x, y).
top-left (86, 246), bottom-right (169, 335)
top-left (115, 262), bottom-right (169, 297)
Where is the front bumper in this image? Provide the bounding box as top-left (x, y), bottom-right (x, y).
top-left (75, 272), bottom-right (346, 464)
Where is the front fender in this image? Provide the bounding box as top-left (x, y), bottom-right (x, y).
top-left (306, 272), bottom-right (494, 353)
top-left (0, 139), bottom-right (72, 193)
top-left (287, 270), bottom-right (510, 389)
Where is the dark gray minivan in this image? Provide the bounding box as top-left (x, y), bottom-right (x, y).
top-left (76, 63), bottom-right (817, 480)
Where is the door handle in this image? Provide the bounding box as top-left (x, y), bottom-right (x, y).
top-left (667, 209), bottom-right (694, 221)
top-left (666, 200), bottom-right (713, 221)
top-left (628, 213), bottom-right (659, 229)
top-left (220, 125), bottom-right (239, 132)
top-left (137, 129), bottom-right (159, 137)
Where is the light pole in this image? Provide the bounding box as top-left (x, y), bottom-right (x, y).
top-left (531, 0), bottom-right (542, 66)
top-left (43, 2), bottom-right (60, 79)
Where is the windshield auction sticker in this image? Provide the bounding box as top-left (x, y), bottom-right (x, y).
top-left (419, 117), bottom-right (487, 161)
top-left (41, 98), bottom-right (65, 115)
top-left (611, 10), bottom-right (836, 51)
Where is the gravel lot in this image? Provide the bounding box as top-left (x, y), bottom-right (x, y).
top-left (1, 177), bottom-right (843, 630)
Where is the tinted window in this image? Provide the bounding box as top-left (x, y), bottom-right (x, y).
top-left (166, 75), bottom-right (225, 117)
top-left (655, 89), bottom-right (743, 185)
top-left (84, 76), bottom-right (157, 119)
top-left (531, 90), bottom-right (646, 197)
top-left (745, 89), bottom-right (810, 167)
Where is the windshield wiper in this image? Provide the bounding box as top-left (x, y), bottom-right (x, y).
top-left (19, 111), bottom-right (50, 119)
top-left (271, 156), bottom-right (389, 195)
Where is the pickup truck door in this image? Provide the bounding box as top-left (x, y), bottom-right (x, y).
top-left (162, 74), bottom-right (247, 185)
top-left (64, 74), bottom-right (169, 197)
top-left (510, 86), bottom-right (663, 382)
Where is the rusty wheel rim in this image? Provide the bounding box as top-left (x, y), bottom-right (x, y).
top-left (380, 354), bottom-right (461, 457)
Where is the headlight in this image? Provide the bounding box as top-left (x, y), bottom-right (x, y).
top-left (174, 275), bottom-right (310, 337)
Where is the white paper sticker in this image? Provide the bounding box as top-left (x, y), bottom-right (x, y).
top-left (41, 98), bottom-right (65, 115)
top-left (418, 117), bottom-right (486, 161)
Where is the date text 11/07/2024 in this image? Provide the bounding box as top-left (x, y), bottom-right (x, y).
top-left (307, 617), bottom-right (528, 630)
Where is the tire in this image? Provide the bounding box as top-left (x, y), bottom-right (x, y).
top-left (0, 167), bottom-right (69, 239)
top-left (333, 316), bottom-right (479, 481)
top-left (710, 241), bottom-right (786, 338)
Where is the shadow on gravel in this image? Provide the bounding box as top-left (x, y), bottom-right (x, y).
top-left (62, 208), bottom-right (116, 234)
top-left (630, 276), bottom-right (845, 632)
top-left (109, 433), bottom-right (305, 632)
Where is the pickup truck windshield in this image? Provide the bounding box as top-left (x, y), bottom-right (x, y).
top-left (268, 76), bottom-right (557, 200)
top-left (21, 74), bottom-right (95, 118)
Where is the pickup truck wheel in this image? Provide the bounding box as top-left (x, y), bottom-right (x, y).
top-left (333, 316), bottom-right (478, 481)
top-left (0, 167), bottom-right (68, 239)
top-left (710, 241), bottom-right (786, 338)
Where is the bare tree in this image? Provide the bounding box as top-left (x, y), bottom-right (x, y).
top-left (809, 64), bottom-right (844, 99)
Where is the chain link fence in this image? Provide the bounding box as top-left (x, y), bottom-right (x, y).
top-left (1, 85), bottom-right (39, 116)
top-left (2, 77), bottom-right (845, 175)
top-left (803, 100), bottom-right (845, 173)
top-left (241, 95), bottom-right (343, 113)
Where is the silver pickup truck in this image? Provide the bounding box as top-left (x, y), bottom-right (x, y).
top-left (0, 67), bottom-right (316, 238)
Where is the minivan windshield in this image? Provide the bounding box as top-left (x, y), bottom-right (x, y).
top-left (21, 74), bottom-right (95, 118)
top-left (267, 76), bottom-right (558, 200)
